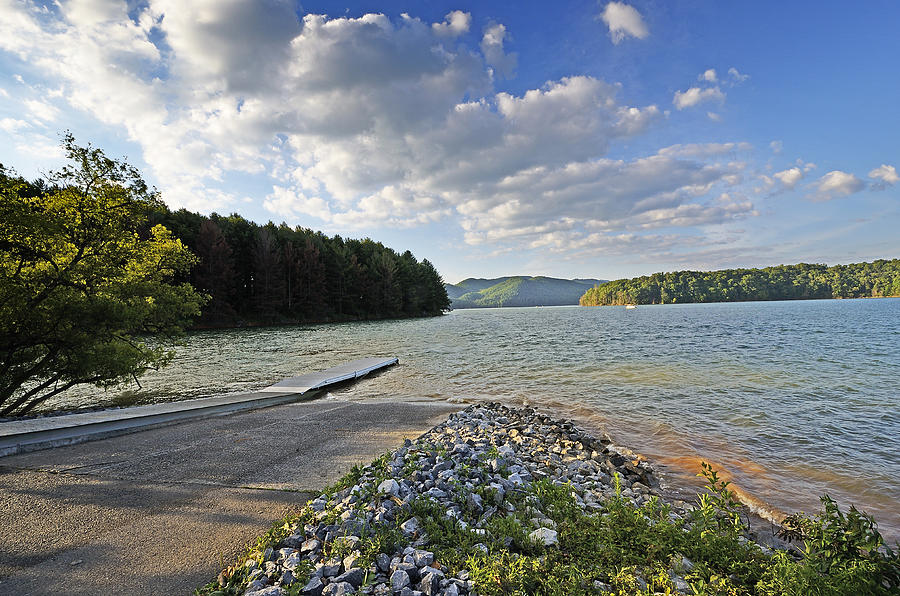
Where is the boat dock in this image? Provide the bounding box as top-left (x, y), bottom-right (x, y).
top-left (0, 357), bottom-right (399, 457)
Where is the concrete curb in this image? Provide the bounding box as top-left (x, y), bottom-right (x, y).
top-left (0, 357), bottom-right (398, 457)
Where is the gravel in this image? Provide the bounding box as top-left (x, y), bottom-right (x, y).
top-left (232, 402), bottom-right (730, 595)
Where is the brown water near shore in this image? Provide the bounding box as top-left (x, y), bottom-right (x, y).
top-left (508, 394), bottom-right (899, 543)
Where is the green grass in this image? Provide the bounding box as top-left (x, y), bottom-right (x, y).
top-left (196, 443), bottom-right (900, 596)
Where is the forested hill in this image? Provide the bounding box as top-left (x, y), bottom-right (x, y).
top-left (150, 208), bottom-right (450, 326)
top-left (447, 276), bottom-right (604, 308)
top-left (579, 260), bottom-right (900, 306)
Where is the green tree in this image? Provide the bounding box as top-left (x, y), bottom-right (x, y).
top-left (0, 135), bottom-right (205, 416)
top-left (581, 260), bottom-right (900, 306)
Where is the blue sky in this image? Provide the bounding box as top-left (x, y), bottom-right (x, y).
top-left (0, 0), bottom-right (897, 283)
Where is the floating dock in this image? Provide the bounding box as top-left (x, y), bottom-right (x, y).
top-left (259, 357), bottom-right (398, 393)
top-left (0, 357), bottom-right (398, 457)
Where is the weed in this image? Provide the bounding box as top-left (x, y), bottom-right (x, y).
top-left (197, 452), bottom-right (900, 596)
top-left (695, 462), bottom-right (747, 536)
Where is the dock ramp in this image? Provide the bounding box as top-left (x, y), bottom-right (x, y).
top-left (0, 357), bottom-right (399, 457)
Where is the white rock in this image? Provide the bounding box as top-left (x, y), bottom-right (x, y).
top-left (391, 569), bottom-right (411, 591)
top-left (529, 527), bottom-right (558, 546)
top-left (400, 517), bottom-right (420, 536)
top-left (377, 478), bottom-right (400, 497)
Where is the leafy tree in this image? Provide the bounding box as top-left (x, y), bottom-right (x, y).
top-left (581, 260), bottom-right (900, 306)
top-left (0, 135), bottom-right (205, 416)
top-left (251, 225), bottom-right (285, 320)
top-left (192, 219), bottom-right (236, 324)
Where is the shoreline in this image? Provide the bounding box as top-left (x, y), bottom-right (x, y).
top-left (203, 402), bottom-right (804, 596)
top-left (581, 294), bottom-right (900, 307)
top-left (11, 385), bottom-right (897, 546)
top-left (14, 387), bottom-right (894, 544)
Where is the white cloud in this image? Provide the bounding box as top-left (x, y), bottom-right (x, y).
top-left (868, 164), bottom-right (898, 189)
top-left (811, 170), bottom-right (865, 201)
top-left (481, 23), bottom-right (517, 79)
top-left (658, 142), bottom-right (751, 158)
top-left (699, 69), bottom-right (717, 83)
top-left (0, 2), bottom-right (756, 257)
top-left (673, 86), bottom-right (725, 110)
top-left (770, 140), bottom-right (783, 153)
top-left (773, 167), bottom-right (803, 189)
top-left (600, 2), bottom-right (649, 44)
top-left (432, 11), bottom-right (471, 37)
top-left (728, 67), bottom-right (749, 83)
top-left (15, 134), bottom-right (65, 159)
top-left (626, 193), bottom-right (756, 229)
top-left (0, 118), bottom-right (30, 133)
top-left (24, 98), bottom-right (59, 122)
top-left (264, 185), bottom-right (332, 221)
top-left (707, 111), bottom-right (721, 121)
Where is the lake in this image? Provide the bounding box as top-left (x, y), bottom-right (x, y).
top-left (48, 298), bottom-right (900, 541)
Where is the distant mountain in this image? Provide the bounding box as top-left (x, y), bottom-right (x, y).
top-left (445, 276), bottom-right (606, 308)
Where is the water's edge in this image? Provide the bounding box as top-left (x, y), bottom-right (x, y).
top-left (35, 299), bottom-right (900, 543)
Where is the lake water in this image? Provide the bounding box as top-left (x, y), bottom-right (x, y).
top-left (49, 298), bottom-right (900, 541)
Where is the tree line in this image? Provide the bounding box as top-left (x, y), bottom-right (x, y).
top-left (580, 260), bottom-right (900, 306)
top-left (1, 136), bottom-right (448, 416)
top-left (149, 208), bottom-right (450, 326)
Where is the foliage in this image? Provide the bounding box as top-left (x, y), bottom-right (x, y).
top-left (580, 261), bottom-right (900, 306)
top-left (772, 496), bottom-right (900, 594)
top-left (0, 135), bottom-right (205, 416)
top-left (695, 462), bottom-right (747, 536)
top-left (150, 211), bottom-right (451, 326)
top-left (197, 446), bottom-right (900, 596)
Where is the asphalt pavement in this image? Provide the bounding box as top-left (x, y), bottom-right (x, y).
top-left (0, 398), bottom-right (460, 595)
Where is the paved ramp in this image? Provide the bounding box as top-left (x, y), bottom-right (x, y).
top-left (0, 398), bottom-right (461, 595)
top-left (0, 357), bottom-right (399, 457)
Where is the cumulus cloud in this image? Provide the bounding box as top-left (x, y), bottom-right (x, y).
top-left (868, 164), bottom-right (898, 190)
top-left (481, 23), bottom-right (517, 79)
top-left (0, 1), bottom-right (756, 258)
top-left (773, 167), bottom-right (803, 189)
top-left (811, 170), bottom-right (865, 201)
top-left (699, 69), bottom-right (717, 83)
top-left (600, 2), bottom-right (649, 44)
top-left (757, 161), bottom-right (815, 195)
top-left (673, 86), bottom-right (725, 110)
top-left (264, 185), bottom-right (332, 221)
top-left (432, 10), bottom-right (471, 37)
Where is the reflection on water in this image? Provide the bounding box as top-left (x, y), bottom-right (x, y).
top-left (45, 298), bottom-right (900, 541)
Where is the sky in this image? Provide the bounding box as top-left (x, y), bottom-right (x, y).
top-left (0, 1), bottom-right (898, 283)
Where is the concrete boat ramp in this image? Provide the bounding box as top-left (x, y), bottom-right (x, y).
top-left (0, 357), bottom-right (398, 457)
top-left (0, 357), bottom-right (461, 595)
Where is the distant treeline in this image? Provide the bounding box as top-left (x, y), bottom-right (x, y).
top-left (580, 260), bottom-right (900, 306)
top-left (148, 208), bottom-right (450, 326)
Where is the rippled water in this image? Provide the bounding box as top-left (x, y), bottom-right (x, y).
top-left (50, 298), bottom-right (900, 541)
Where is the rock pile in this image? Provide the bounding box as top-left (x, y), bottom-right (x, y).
top-left (235, 402), bottom-right (690, 596)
